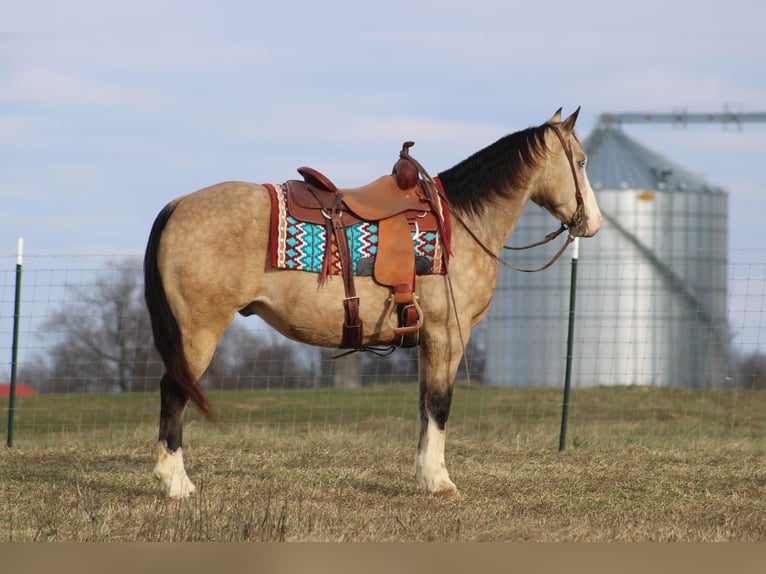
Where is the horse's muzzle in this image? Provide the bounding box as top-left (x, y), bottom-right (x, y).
top-left (569, 208), bottom-right (602, 238)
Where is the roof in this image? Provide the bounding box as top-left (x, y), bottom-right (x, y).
top-left (582, 126), bottom-right (727, 194)
top-left (0, 383), bottom-right (37, 397)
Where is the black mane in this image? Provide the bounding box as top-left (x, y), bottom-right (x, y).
top-left (437, 123), bottom-right (550, 214)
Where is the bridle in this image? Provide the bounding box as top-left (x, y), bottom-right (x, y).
top-left (401, 124), bottom-right (586, 273)
top-left (546, 123), bottom-right (586, 235)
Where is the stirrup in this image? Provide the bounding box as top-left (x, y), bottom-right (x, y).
top-left (387, 296), bottom-right (423, 347)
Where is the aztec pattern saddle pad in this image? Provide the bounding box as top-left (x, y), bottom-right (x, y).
top-left (266, 183), bottom-right (447, 277)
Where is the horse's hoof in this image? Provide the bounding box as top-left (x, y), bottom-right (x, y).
top-left (155, 470), bottom-right (196, 498)
top-left (154, 444), bottom-right (196, 498)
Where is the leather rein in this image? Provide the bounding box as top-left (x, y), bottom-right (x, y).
top-left (402, 124), bottom-right (585, 273)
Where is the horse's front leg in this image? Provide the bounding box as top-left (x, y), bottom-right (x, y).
top-left (415, 335), bottom-right (461, 497)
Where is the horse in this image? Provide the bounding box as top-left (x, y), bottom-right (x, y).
top-left (144, 107), bottom-right (602, 498)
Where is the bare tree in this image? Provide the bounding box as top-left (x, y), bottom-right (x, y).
top-left (22, 259), bottom-right (162, 393)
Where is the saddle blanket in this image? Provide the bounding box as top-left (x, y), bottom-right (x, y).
top-left (266, 183), bottom-right (447, 277)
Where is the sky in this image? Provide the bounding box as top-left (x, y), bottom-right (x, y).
top-left (1, 1), bottom-right (765, 351)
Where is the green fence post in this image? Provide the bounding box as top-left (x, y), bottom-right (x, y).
top-left (7, 237), bottom-right (23, 448)
top-left (559, 237), bottom-right (579, 452)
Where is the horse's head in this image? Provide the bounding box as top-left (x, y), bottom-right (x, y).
top-left (534, 107), bottom-right (602, 238)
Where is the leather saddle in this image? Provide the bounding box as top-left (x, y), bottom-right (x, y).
top-left (284, 142), bottom-right (443, 350)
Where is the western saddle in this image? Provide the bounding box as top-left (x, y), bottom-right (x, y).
top-left (284, 142), bottom-right (446, 350)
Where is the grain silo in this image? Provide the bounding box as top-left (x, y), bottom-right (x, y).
top-left (483, 117), bottom-right (730, 388)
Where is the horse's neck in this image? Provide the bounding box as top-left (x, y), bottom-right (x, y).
top-left (454, 184), bottom-right (534, 255)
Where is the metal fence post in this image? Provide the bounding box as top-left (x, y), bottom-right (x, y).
top-left (558, 237), bottom-right (579, 451)
top-left (7, 237), bottom-right (23, 448)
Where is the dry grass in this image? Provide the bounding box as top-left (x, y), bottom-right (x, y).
top-left (2, 427), bottom-right (765, 542)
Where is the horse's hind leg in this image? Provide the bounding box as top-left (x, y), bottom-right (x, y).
top-left (415, 334), bottom-right (461, 497)
top-left (154, 374), bottom-right (195, 498)
top-left (154, 324), bottom-right (230, 498)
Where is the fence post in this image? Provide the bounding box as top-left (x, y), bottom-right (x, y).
top-left (558, 237), bottom-right (579, 451)
top-left (7, 237), bottom-right (23, 448)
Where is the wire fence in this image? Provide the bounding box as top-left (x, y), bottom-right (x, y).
top-left (2, 253), bottom-right (766, 448)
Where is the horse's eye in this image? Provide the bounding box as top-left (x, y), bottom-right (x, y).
top-left (577, 159), bottom-right (586, 169)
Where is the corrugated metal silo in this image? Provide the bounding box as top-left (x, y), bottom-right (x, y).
top-left (483, 124), bottom-right (730, 388)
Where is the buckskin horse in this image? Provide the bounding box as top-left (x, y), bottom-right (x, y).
top-left (144, 108), bottom-right (602, 498)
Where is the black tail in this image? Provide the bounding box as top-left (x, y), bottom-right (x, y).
top-left (144, 202), bottom-right (217, 421)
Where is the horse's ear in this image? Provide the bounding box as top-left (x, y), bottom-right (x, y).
top-left (561, 106), bottom-right (581, 132)
top-left (548, 108), bottom-right (563, 124)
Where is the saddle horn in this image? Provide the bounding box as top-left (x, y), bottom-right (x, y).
top-left (392, 141), bottom-right (419, 190)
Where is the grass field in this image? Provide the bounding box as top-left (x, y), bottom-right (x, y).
top-left (2, 384), bottom-right (766, 541)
